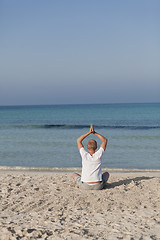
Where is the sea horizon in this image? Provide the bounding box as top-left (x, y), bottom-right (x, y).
top-left (0, 101), bottom-right (160, 107)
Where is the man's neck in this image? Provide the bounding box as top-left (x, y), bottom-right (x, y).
top-left (88, 150), bottom-right (95, 156)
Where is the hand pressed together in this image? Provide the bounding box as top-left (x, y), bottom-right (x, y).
top-left (89, 124), bottom-right (95, 134)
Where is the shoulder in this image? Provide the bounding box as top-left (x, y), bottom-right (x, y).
top-left (95, 147), bottom-right (105, 156)
top-left (79, 147), bottom-right (88, 156)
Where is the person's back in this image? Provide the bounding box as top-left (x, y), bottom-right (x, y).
top-left (80, 146), bottom-right (104, 182)
top-left (72, 124), bottom-right (109, 190)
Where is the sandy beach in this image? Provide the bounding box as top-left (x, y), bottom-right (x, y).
top-left (0, 170), bottom-right (160, 240)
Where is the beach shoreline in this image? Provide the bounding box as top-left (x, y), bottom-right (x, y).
top-left (1, 166), bottom-right (160, 172)
top-left (0, 170), bottom-right (160, 239)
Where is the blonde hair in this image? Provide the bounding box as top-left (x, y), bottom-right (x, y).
top-left (87, 139), bottom-right (97, 151)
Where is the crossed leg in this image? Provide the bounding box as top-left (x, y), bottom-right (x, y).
top-left (72, 172), bottom-right (80, 180)
top-left (102, 172), bottom-right (110, 183)
top-left (72, 172), bottom-right (109, 182)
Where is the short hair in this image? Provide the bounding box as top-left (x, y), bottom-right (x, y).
top-left (87, 139), bottom-right (97, 151)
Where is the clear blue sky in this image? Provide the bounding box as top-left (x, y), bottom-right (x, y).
top-left (0, 0), bottom-right (160, 105)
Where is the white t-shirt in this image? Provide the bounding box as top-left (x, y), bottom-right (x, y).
top-left (79, 147), bottom-right (104, 182)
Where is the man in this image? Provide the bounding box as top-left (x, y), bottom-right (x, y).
top-left (72, 124), bottom-right (109, 190)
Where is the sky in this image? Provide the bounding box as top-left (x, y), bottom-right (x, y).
top-left (0, 0), bottom-right (160, 105)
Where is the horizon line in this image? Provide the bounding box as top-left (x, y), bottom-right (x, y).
top-left (0, 101), bottom-right (159, 107)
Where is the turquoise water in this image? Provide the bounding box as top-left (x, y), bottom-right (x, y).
top-left (0, 103), bottom-right (159, 169)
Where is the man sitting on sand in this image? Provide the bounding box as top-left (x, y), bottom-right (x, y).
top-left (72, 124), bottom-right (109, 190)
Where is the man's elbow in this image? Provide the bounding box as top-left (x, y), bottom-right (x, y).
top-left (104, 138), bottom-right (108, 145)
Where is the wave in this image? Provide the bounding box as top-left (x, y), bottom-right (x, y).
top-left (0, 124), bottom-right (160, 130)
top-left (42, 124), bottom-right (160, 130)
top-left (0, 166), bottom-right (160, 172)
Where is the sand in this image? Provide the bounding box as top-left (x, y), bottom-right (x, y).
top-left (0, 170), bottom-right (160, 240)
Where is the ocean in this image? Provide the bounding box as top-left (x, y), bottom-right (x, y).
top-left (0, 103), bottom-right (159, 170)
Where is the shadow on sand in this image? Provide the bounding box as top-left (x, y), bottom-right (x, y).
top-left (104, 176), bottom-right (154, 189)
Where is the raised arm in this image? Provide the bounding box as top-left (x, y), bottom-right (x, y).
top-left (92, 125), bottom-right (107, 150)
top-left (77, 125), bottom-right (92, 150)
